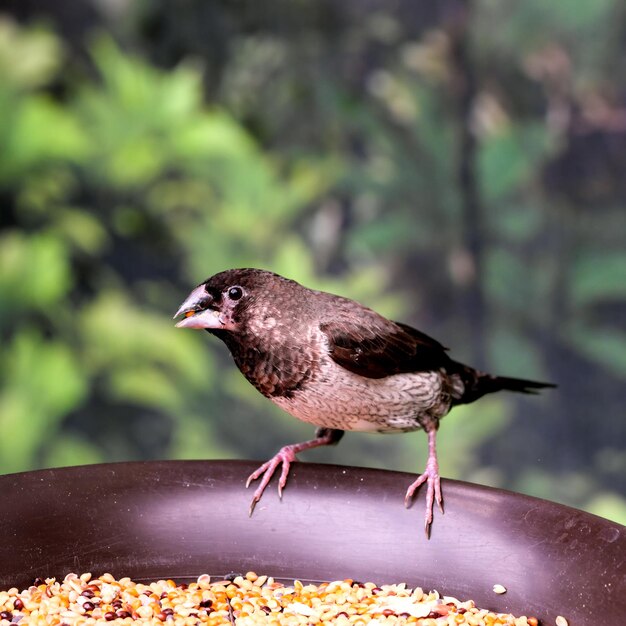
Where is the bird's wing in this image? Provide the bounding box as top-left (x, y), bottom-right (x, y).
top-left (320, 313), bottom-right (449, 380)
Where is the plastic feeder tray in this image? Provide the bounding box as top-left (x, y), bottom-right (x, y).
top-left (0, 460), bottom-right (624, 625)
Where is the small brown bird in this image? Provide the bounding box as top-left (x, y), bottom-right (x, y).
top-left (174, 268), bottom-right (554, 535)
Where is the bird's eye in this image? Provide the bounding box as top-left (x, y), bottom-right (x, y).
top-left (227, 286), bottom-right (243, 301)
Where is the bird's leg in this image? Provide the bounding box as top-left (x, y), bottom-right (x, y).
top-left (404, 424), bottom-right (443, 538)
top-left (246, 427), bottom-right (344, 515)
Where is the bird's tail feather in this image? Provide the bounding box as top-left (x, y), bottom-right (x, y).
top-left (451, 362), bottom-right (556, 405)
top-left (488, 375), bottom-right (556, 395)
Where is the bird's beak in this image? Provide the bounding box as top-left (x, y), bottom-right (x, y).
top-left (173, 285), bottom-right (223, 329)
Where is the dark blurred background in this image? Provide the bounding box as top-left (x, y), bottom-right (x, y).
top-left (0, 0), bottom-right (624, 523)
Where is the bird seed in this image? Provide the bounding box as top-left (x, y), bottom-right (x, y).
top-left (0, 571), bottom-right (544, 625)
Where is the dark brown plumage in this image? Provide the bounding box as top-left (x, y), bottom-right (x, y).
top-left (174, 268), bottom-right (555, 536)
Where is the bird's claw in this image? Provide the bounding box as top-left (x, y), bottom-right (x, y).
top-left (404, 460), bottom-right (443, 538)
top-left (246, 447), bottom-right (297, 515)
top-left (245, 468), bottom-right (263, 490)
top-left (248, 496), bottom-right (258, 517)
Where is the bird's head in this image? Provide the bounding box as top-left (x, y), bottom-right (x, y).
top-left (173, 268), bottom-right (299, 334)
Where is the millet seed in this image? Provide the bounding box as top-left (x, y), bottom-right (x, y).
top-left (0, 571), bottom-right (546, 625)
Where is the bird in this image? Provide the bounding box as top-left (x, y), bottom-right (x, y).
top-left (174, 268), bottom-right (555, 536)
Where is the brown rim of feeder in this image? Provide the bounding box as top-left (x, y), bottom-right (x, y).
top-left (0, 460), bottom-right (624, 625)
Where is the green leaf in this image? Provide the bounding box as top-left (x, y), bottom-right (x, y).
top-left (565, 324), bottom-right (626, 376)
top-left (0, 231), bottom-right (72, 324)
top-left (108, 365), bottom-right (184, 413)
top-left (484, 247), bottom-right (531, 311)
top-left (585, 492), bottom-right (626, 525)
top-left (80, 290), bottom-right (212, 390)
top-left (490, 203), bottom-right (544, 242)
top-left (488, 326), bottom-right (546, 381)
top-left (44, 434), bottom-right (103, 469)
top-left (174, 111), bottom-right (256, 162)
top-left (0, 95), bottom-right (88, 182)
top-left (515, 468), bottom-right (595, 505)
top-left (478, 124), bottom-right (552, 202)
top-left (169, 411), bottom-right (238, 460)
top-left (438, 397), bottom-right (512, 477)
top-left (53, 208), bottom-right (110, 254)
top-left (0, 330), bottom-right (87, 472)
top-left (571, 252), bottom-right (626, 306)
top-left (0, 19), bottom-right (63, 89)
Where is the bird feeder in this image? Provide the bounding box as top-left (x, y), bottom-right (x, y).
top-left (0, 461), bottom-right (623, 625)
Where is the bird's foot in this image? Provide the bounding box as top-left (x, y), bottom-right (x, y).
top-left (404, 457), bottom-right (443, 538)
top-left (245, 429), bottom-right (343, 516)
top-left (246, 445), bottom-right (299, 515)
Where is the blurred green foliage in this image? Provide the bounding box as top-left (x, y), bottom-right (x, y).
top-left (0, 1), bottom-right (624, 525)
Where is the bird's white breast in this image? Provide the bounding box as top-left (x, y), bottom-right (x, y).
top-left (271, 354), bottom-right (448, 434)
